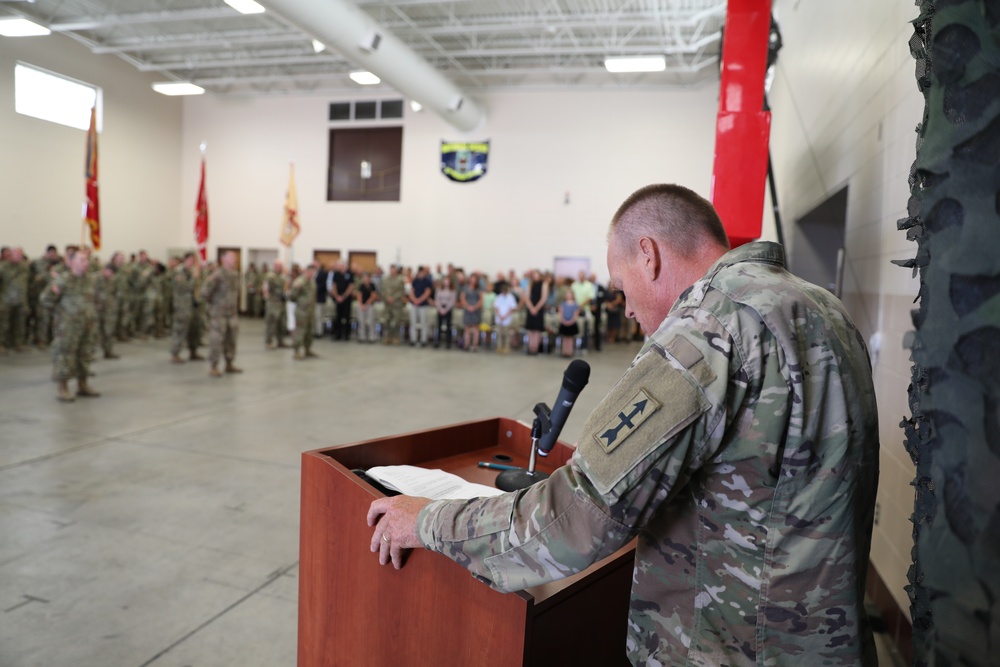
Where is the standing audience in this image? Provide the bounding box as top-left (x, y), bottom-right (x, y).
top-left (356, 272), bottom-right (379, 343)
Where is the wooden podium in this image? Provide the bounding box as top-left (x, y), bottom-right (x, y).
top-left (298, 417), bottom-right (634, 667)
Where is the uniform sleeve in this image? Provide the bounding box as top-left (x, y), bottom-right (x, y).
top-left (39, 277), bottom-right (63, 309)
top-left (416, 462), bottom-right (631, 593)
top-left (201, 273), bottom-right (218, 300)
top-left (417, 316), bottom-right (738, 593)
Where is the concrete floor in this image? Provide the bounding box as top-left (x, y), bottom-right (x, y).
top-left (0, 320), bottom-right (905, 667)
top-left (0, 320), bottom-right (644, 667)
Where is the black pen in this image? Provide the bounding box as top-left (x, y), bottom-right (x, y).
top-left (477, 461), bottom-right (520, 471)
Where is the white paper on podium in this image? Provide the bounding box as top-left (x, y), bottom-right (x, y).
top-left (366, 465), bottom-right (505, 500)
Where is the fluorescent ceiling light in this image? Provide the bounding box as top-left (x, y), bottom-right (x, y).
top-left (152, 82), bottom-right (205, 96)
top-left (604, 56), bottom-right (666, 73)
top-left (409, 100), bottom-right (423, 112)
top-left (224, 0), bottom-right (265, 15)
top-left (349, 71), bottom-right (380, 85)
top-left (312, 39), bottom-right (326, 53)
top-left (0, 18), bottom-right (51, 37)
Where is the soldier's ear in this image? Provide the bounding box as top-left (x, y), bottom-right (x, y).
top-left (637, 237), bottom-right (661, 281)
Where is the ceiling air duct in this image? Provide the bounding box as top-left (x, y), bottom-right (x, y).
top-left (263, 0), bottom-right (484, 132)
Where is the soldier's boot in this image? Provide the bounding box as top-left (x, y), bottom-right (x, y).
top-left (37, 343), bottom-right (48, 351)
top-left (266, 341), bottom-right (276, 350)
top-left (293, 348), bottom-right (304, 360)
top-left (0, 344), bottom-right (7, 355)
top-left (305, 348), bottom-right (318, 358)
top-left (225, 361), bottom-right (243, 373)
top-left (76, 378), bottom-right (101, 398)
top-left (170, 353), bottom-right (185, 364)
top-left (57, 380), bottom-right (75, 403)
top-left (105, 351), bottom-right (120, 360)
top-left (209, 363), bottom-right (223, 378)
top-left (276, 340), bottom-right (288, 349)
top-left (189, 351), bottom-right (205, 361)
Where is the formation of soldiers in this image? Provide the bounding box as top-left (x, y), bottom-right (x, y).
top-left (1, 244), bottom-right (248, 400)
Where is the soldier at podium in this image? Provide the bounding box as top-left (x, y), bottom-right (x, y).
top-left (368, 184), bottom-right (880, 667)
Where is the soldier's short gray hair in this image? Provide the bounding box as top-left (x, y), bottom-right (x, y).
top-left (609, 184), bottom-right (730, 258)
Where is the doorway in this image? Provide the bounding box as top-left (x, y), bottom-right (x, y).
top-left (313, 249), bottom-right (341, 270)
top-left (789, 186), bottom-right (848, 295)
top-left (348, 251), bottom-right (378, 275)
top-left (248, 247), bottom-right (279, 273)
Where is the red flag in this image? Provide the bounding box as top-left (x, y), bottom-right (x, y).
top-left (194, 158), bottom-right (208, 262)
top-left (84, 106), bottom-right (100, 250)
top-left (279, 163), bottom-right (300, 247)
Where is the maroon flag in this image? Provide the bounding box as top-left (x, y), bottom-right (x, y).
top-left (84, 106), bottom-right (100, 250)
top-left (194, 159), bottom-right (208, 261)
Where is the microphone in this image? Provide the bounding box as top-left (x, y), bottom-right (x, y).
top-left (537, 359), bottom-right (591, 456)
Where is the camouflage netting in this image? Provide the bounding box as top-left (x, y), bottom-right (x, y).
top-left (896, 0), bottom-right (1000, 664)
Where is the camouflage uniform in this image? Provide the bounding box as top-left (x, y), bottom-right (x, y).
top-left (131, 262), bottom-right (155, 336)
top-left (158, 266), bottom-right (172, 333)
top-left (245, 266), bottom-right (261, 317)
top-left (94, 269), bottom-right (117, 359)
top-left (0, 258), bottom-right (29, 351)
top-left (263, 269), bottom-right (286, 347)
top-left (112, 264), bottom-right (131, 341)
top-left (170, 265), bottom-right (198, 358)
top-left (29, 256), bottom-right (57, 346)
top-left (41, 269), bottom-right (97, 383)
top-left (201, 265), bottom-right (240, 369)
top-left (289, 273), bottom-right (316, 357)
top-left (191, 269), bottom-right (206, 349)
top-left (416, 243), bottom-right (880, 666)
top-left (380, 272), bottom-right (406, 344)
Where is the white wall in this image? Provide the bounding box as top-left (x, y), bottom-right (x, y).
top-left (769, 0), bottom-right (923, 617)
top-left (0, 33), bottom-right (182, 257)
top-left (179, 87), bottom-right (719, 280)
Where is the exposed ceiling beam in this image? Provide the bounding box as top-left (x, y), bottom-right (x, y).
top-left (50, 7), bottom-right (240, 32)
top-left (91, 30), bottom-right (306, 54)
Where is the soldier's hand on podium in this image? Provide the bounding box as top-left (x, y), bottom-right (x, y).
top-left (367, 495), bottom-right (432, 569)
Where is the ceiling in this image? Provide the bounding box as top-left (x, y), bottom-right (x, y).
top-left (1, 0), bottom-right (725, 97)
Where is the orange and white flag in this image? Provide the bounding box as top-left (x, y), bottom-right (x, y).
top-left (279, 163), bottom-right (300, 247)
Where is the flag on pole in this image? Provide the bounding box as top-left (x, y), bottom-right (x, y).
top-left (279, 163), bottom-right (300, 247)
top-left (194, 158), bottom-right (209, 262)
top-left (83, 106), bottom-right (100, 250)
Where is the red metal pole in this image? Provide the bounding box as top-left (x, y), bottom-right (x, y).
top-left (710, 0), bottom-right (773, 247)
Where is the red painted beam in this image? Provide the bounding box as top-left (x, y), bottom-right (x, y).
top-left (711, 0), bottom-right (773, 248)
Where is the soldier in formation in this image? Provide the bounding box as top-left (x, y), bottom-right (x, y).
top-left (244, 262), bottom-right (261, 317)
top-left (28, 245), bottom-right (60, 349)
top-left (201, 250), bottom-right (242, 377)
top-left (169, 252), bottom-right (204, 364)
top-left (94, 261), bottom-right (120, 360)
top-left (289, 263), bottom-right (318, 359)
top-left (0, 247), bottom-right (29, 354)
top-left (262, 260), bottom-right (287, 349)
top-left (41, 247), bottom-right (101, 402)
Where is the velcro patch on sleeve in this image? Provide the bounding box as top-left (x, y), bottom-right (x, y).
top-left (578, 349), bottom-right (709, 496)
top-left (594, 389), bottom-right (662, 454)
